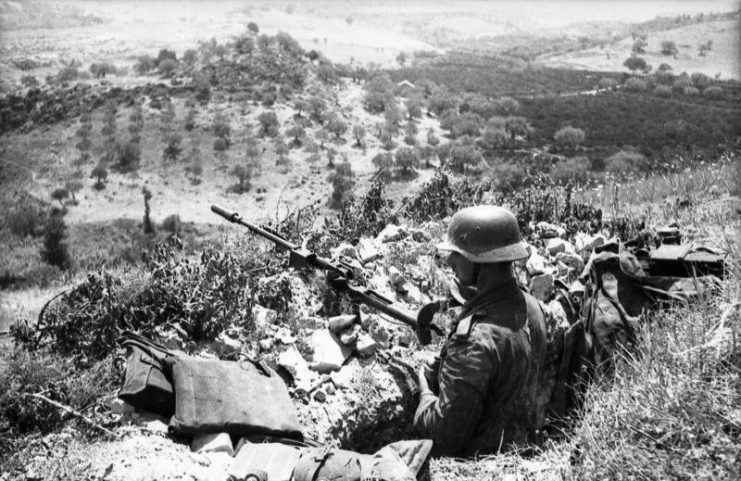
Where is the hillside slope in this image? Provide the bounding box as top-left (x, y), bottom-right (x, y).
top-left (541, 17), bottom-right (741, 79)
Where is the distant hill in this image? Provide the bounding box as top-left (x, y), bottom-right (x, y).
top-left (539, 15), bottom-right (741, 80)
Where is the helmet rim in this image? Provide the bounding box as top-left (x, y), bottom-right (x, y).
top-left (437, 239), bottom-right (529, 263)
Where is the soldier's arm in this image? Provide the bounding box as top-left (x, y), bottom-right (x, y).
top-left (413, 333), bottom-right (498, 456)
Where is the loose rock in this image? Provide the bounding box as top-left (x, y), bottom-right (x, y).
top-left (307, 330), bottom-right (352, 373)
top-left (355, 333), bottom-right (379, 357)
top-left (252, 305), bottom-right (278, 327)
top-left (526, 251), bottom-right (549, 276)
top-left (530, 273), bottom-right (554, 301)
top-left (376, 224), bottom-right (407, 243)
top-left (545, 238), bottom-right (575, 256)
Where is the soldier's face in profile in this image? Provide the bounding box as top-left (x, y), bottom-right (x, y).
top-left (446, 251), bottom-right (477, 287)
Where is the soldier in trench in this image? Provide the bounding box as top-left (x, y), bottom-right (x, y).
top-left (414, 205), bottom-right (548, 456)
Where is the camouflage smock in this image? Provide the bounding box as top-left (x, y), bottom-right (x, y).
top-left (413, 282), bottom-right (548, 456)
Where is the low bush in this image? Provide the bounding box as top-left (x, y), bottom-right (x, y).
top-left (604, 149), bottom-right (648, 177)
top-left (56, 66), bottom-right (79, 83)
top-left (551, 155), bottom-right (591, 186)
top-left (703, 86), bottom-right (723, 100)
top-left (161, 214), bottom-right (182, 235)
top-left (19, 242), bottom-right (259, 360)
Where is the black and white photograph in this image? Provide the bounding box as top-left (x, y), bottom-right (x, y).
top-left (1, 1), bottom-right (739, 479)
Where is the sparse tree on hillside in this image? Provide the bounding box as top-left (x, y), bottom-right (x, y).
top-left (293, 98), bottom-right (309, 117)
top-left (163, 133), bottom-right (183, 162)
top-left (554, 126), bottom-right (586, 151)
top-left (91, 164), bottom-right (108, 190)
top-left (158, 59), bottom-right (179, 77)
top-left (394, 147), bottom-right (419, 177)
top-left (135, 55), bottom-right (155, 74)
top-left (230, 164), bottom-right (252, 193)
top-left (632, 36), bottom-right (647, 54)
top-left (65, 180), bottom-right (83, 205)
top-left (505, 116), bottom-right (531, 141)
top-left (315, 128), bottom-right (330, 149)
top-left (396, 52), bottom-right (407, 67)
top-left (51, 188), bottom-right (69, 209)
top-left (690, 72), bottom-right (711, 90)
top-left (449, 142), bottom-right (481, 174)
top-left (286, 124), bottom-right (306, 147)
top-left (257, 111), bottom-right (279, 137)
top-left (379, 128), bottom-right (396, 151)
top-left (247, 22), bottom-right (259, 35)
top-left (372, 152), bottom-right (393, 177)
top-left (624, 56), bottom-right (650, 74)
top-left (308, 96), bottom-right (327, 123)
top-left (406, 95), bottom-right (423, 119)
top-left (383, 99), bottom-right (403, 128)
top-left (183, 49), bottom-right (198, 67)
top-left (327, 115), bottom-right (348, 139)
top-left (214, 44), bottom-right (229, 61)
top-left (698, 40), bottom-right (713, 56)
top-left (480, 128), bottom-right (508, 150)
top-left (661, 41), bottom-right (678, 57)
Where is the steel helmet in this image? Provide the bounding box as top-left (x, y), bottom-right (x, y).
top-left (437, 205), bottom-right (528, 263)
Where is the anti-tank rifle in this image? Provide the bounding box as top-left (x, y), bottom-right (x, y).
top-left (211, 204), bottom-right (442, 345)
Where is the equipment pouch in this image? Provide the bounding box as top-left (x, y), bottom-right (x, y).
top-left (118, 331), bottom-right (178, 417)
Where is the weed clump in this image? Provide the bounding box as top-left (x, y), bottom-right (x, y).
top-left (16, 242), bottom-right (259, 361)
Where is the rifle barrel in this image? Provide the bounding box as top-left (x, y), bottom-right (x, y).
top-left (211, 204), bottom-right (296, 250)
